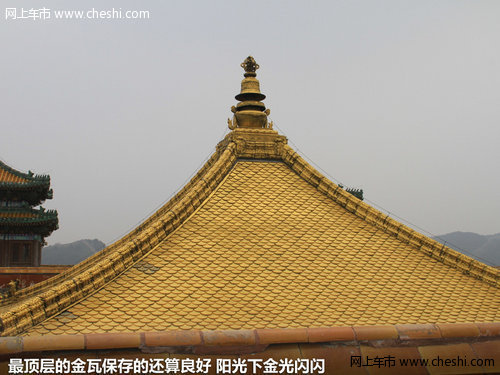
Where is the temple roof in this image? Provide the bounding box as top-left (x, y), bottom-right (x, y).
top-left (0, 204), bottom-right (58, 237)
top-left (1, 57), bottom-right (498, 337)
top-left (0, 161), bottom-right (53, 205)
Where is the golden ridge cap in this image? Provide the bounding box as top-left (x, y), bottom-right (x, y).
top-left (229, 56), bottom-right (272, 130)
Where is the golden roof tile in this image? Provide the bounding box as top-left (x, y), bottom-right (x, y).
top-left (22, 161), bottom-right (497, 334)
top-left (0, 165), bottom-right (29, 184)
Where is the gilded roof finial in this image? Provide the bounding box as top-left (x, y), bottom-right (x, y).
top-left (228, 56), bottom-right (271, 129)
top-left (241, 56), bottom-right (259, 77)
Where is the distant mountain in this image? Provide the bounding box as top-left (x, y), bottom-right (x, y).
top-left (432, 232), bottom-right (500, 267)
top-left (42, 239), bottom-right (106, 265)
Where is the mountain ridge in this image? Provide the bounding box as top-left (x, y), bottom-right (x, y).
top-left (41, 239), bottom-right (105, 265)
top-left (432, 231), bottom-right (500, 267)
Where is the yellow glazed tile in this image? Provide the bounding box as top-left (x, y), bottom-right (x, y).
top-left (24, 161), bottom-right (500, 335)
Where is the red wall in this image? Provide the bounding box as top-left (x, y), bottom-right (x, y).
top-left (0, 266), bottom-right (71, 289)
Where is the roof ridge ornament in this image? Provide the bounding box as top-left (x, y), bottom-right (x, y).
top-left (241, 56), bottom-right (259, 77)
top-left (228, 56), bottom-right (272, 130)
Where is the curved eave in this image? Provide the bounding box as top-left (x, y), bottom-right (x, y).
top-left (0, 206), bottom-right (57, 219)
top-left (0, 207), bottom-right (58, 218)
top-left (0, 217), bottom-right (59, 237)
top-left (0, 207), bottom-right (58, 233)
top-left (0, 161), bottom-right (53, 205)
top-left (0, 161), bottom-right (50, 183)
top-left (0, 181), bottom-right (51, 189)
top-left (0, 185), bottom-right (53, 204)
top-left (0, 217), bottom-right (58, 226)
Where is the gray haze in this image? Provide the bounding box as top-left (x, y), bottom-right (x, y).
top-left (1, 1), bottom-right (499, 246)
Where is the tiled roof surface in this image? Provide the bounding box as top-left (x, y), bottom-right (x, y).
top-left (0, 160), bottom-right (50, 186)
top-left (0, 166), bottom-right (28, 184)
top-left (25, 161), bottom-right (500, 335)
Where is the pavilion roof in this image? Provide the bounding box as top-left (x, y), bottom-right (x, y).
top-left (0, 203), bottom-right (58, 238)
top-left (0, 161), bottom-right (53, 205)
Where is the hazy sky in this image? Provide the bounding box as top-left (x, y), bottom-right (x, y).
top-left (1, 1), bottom-right (499, 246)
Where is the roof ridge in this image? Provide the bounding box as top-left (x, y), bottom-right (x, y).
top-left (0, 142), bottom-right (238, 335)
top-left (280, 144), bottom-right (499, 288)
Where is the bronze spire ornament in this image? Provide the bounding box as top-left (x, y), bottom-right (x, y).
top-left (228, 56), bottom-right (271, 129)
top-left (240, 56), bottom-right (259, 77)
